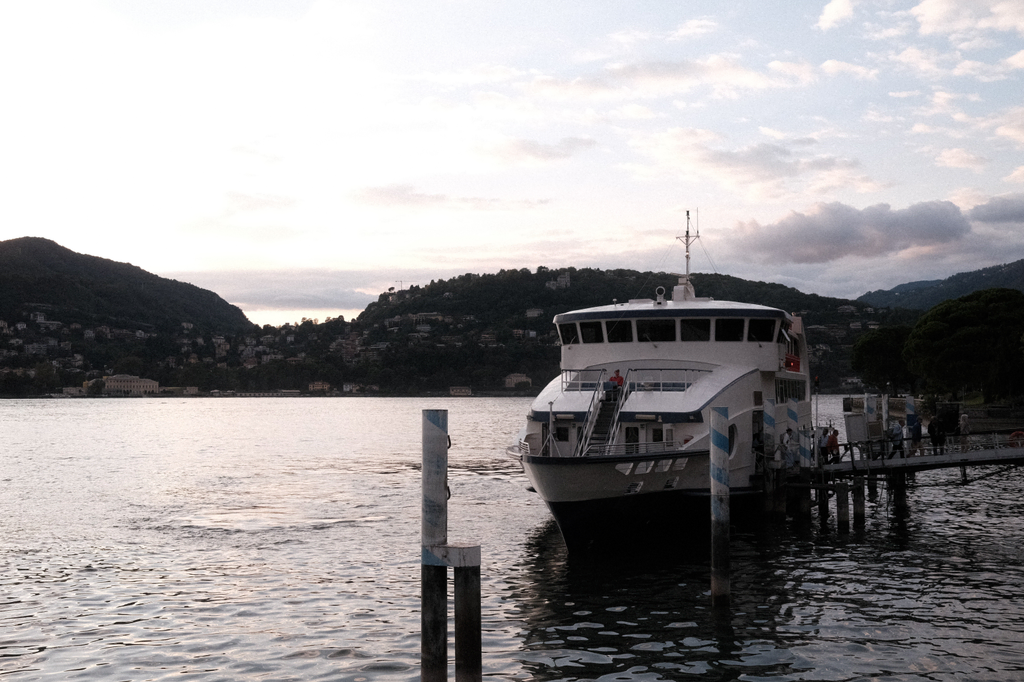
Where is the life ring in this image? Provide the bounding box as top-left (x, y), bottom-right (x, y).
top-left (1009, 431), bottom-right (1024, 448)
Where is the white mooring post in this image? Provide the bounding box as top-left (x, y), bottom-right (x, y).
top-left (710, 406), bottom-right (730, 608)
top-left (422, 409), bottom-right (482, 682)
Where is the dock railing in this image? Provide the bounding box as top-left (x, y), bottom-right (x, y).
top-left (826, 431), bottom-right (1024, 466)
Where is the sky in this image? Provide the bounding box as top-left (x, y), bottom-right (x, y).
top-left (1, 0), bottom-right (1023, 326)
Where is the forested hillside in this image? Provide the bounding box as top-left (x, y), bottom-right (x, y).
top-left (858, 259), bottom-right (1024, 310)
top-left (0, 237), bottom-right (253, 333)
top-left (1, 243), bottom-right (920, 396)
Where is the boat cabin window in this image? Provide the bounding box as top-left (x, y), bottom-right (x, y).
top-left (555, 426), bottom-right (569, 441)
top-left (652, 427), bottom-right (664, 443)
top-left (606, 319), bottom-right (634, 343)
top-left (775, 378), bottom-right (807, 402)
top-left (748, 319), bottom-right (776, 343)
top-left (680, 318), bottom-right (711, 341)
top-left (715, 318), bottom-right (745, 342)
top-left (579, 321), bottom-right (604, 344)
top-left (637, 319), bottom-right (676, 342)
top-left (558, 323), bottom-right (579, 345)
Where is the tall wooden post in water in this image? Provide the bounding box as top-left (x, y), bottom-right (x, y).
top-left (422, 410), bottom-right (449, 682)
top-left (710, 406), bottom-right (730, 608)
top-left (422, 409), bottom-right (482, 682)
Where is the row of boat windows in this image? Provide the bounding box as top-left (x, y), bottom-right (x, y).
top-left (558, 318), bottom-right (780, 345)
top-left (548, 424), bottom-right (675, 443)
top-left (776, 378), bottom-right (807, 403)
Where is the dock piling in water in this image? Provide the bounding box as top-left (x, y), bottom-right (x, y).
top-left (421, 409), bottom-right (482, 682)
top-left (710, 406), bottom-right (730, 608)
top-left (853, 476), bottom-right (865, 527)
top-left (836, 482), bottom-right (850, 533)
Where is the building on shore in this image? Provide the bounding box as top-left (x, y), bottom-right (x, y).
top-left (90, 374), bottom-right (160, 396)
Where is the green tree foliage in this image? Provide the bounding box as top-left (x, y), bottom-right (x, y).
top-left (850, 326), bottom-right (916, 392)
top-left (0, 237), bottom-right (253, 333)
top-left (904, 288), bottom-right (1024, 401)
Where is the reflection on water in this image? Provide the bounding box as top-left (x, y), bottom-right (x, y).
top-left (2, 396), bottom-right (1024, 680)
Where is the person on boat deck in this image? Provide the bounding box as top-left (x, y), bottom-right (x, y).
top-left (818, 429), bottom-right (829, 460)
top-left (610, 369), bottom-right (624, 388)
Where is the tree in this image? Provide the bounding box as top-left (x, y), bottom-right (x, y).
top-left (904, 288), bottom-right (1024, 401)
top-left (851, 326), bottom-right (915, 392)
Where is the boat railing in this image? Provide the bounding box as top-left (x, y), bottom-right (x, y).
top-left (582, 440), bottom-right (705, 458)
top-left (623, 368), bottom-right (711, 392)
top-left (560, 368), bottom-right (606, 392)
top-left (602, 368), bottom-right (710, 451)
top-left (572, 372), bottom-right (610, 457)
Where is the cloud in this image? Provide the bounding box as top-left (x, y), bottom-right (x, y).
top-left (967, 194), bottom-right (1024, 222)
top-left (351, 184), bottom-right (548, 211)
top-left (487, 136), bottom-right (597, 162)
top-left (817, 0), bottom-right (856, 31)
top-left (993, 106), bottom-right (1024, 144)
top-left (669, 19), bottom-right (718, 38)
top-left (731, 200), bottom-right (971, 264)
top-left (821, 59), bottom-right (878, 79)
top-left (911, 0), bottom-right (1024, 39)
top-left (628, 128), bottom-right (880, 200)
top-left (529, 55), bottom-right (813, 100)
top-left (161, 269), bottom-right (382, 312)
top-left (1005, 167), bottom-right (1024, 183)
top-left (935, 148), bottom-right (988, 170)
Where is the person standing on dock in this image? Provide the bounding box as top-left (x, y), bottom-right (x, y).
top-left (780, 427), bottom-right (794, 466)
top-left (888, 419), bottom-right (905, 458)
top-left (928, 419), bottom-right (938, 455)
top-left (909, 417), bottom-right (923, 456)
top-left (959, 413), bottom-right (971, 450)
top-left (827, 428), bottom-right (840, 462)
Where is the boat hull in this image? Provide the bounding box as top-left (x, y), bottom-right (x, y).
top-left (520, 450), bottom-right (762, 553)
top-left (544, 485), bottom-right (762, 554)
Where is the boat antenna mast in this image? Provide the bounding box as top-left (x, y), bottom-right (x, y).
top-left (674, 210), bottom-right (699, 301)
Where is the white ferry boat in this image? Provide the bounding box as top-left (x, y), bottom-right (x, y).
top-left (507, 221), bottom-right (812, 552)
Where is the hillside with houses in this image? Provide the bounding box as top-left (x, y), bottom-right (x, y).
top-left (1, 241), bottom-right (928, 396)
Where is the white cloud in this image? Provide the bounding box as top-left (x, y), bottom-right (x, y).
top-left (912, 0), bottom-right (1024, 39)
top-left (610, 104), bottom-right (660, 120)
top-left (821, 59), bottom-right (878, 79)
top-left (485, 136), bottom-right (598, 163)
top-left (936, 148), bottom-right (988, 170)
top-left (1005, 167), bottom-right (1024, 183)
top-left (993, 107), bottom-right (1024, 144)
top-left (893, 46), bottom-right (950, 76)
top-left (351, 184), bottom-right (548, 210)
top-left (628, 128), bottom-right (880, 200)
top-left (732, 200), bottom-right (971, 264)
top-left (817, 0), bottom-right (856, 31)
top-left (669, 19), bottom-right (718, 38)
top-left (528, 56), bottom-right (815, 101)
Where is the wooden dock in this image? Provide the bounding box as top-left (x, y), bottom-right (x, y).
top-left (760, 430), bottom-right (1024, 526)
top-left (821, 431), bottom-right (1024, 476)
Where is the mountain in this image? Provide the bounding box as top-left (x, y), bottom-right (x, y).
top-left (857, 259), bottom-right (1024, 310)
top-left (0, 237), bottom-right (253, 333)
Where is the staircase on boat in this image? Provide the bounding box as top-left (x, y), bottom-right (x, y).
top-left (584, 397), bottom-right (619, 454)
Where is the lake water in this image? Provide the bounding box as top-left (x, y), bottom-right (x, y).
top-left (2, 396), bottom-right (1024, 681)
